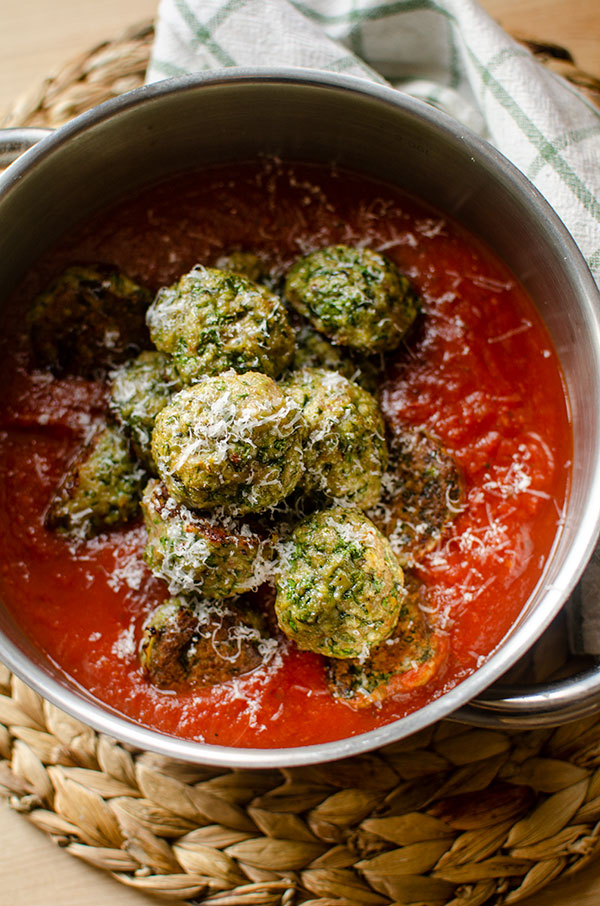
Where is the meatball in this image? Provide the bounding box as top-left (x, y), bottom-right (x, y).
top-left (109, 350), bottom-right (180, 469)
top-left (284, 245), bottom-right (420, 353)
top-left (29, 264), bottom-right (151, 378)
top-left (146, 265), bottom-right (295, 383)
top-left (45, 423), bottom-right (145, 538)
top-left (291, 323), bottom-right (379, 393)
top-left (275, 507), bottom-right (404, 658)
top-left (142, 479), bottom-right (274, 598)
top-left (284, 367), bottom-right (387, 508)
top-left (369, 426), bottom-right (464, 565)
top-left (151, 370), bottom-right (305, 514)
top-left (140, 596), bottom-right (276, 690)
top-left (326, 572), bottom-right (448, 707)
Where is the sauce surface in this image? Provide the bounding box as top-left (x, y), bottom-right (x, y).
top-left (0, 161), bottom-right (571, 748)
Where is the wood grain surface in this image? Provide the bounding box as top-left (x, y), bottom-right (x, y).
top-left (1, 1), bottom-right (599, 904)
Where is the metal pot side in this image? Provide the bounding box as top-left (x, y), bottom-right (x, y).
top-left (1, 70), bottom-right (600, 767)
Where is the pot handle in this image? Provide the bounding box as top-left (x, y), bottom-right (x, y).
top-left (0, 127), bottom-right (52, 169)
top-left (452, 662), bottom-right (600, 729)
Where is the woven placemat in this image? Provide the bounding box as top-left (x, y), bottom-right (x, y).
top-left (1, 19), bottom-right (600, 906)
top-left (2, 662), bottom-right (600, 905)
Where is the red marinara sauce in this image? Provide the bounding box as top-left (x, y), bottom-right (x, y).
top-left (0, 161), bottom-right (571, 748)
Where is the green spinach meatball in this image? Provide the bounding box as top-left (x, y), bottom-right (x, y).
top-left (275, 507), bottom-right (405, 658)
top-left (109, 350), bottom-right (180, 470)
top-left (146, 265), bottom-right (295, 383)
top-left (285, 245), bottom-right (419, 353)
top-left (45, 423), bottom-right (145, 539)
top-left (142, 479), bottom-right (274, 598)
top-left (151, 370), bottom-right (305, 514)
top-left (29, 263), bottom-right (151, 378)
top-left (284, 367), bottom-right (387, 508)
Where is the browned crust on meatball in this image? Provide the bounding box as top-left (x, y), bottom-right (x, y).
top-left (370, 425), bottom-right (465, 565)
top-left (141, 597), bottom-right (275, 690)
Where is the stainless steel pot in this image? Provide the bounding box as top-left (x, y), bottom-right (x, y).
top-left (1, 70), bottom-right (600, 768)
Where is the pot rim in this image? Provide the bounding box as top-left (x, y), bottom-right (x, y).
top-left (2, 67), bottom-right (600, 767)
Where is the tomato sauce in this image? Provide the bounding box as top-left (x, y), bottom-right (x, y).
top-left (0, 161), bottom-right (571, 748)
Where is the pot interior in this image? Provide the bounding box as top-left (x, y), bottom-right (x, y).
top-left (0, 72), bottom-right (599, 765)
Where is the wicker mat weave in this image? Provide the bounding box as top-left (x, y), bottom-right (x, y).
top-left (3, 662), bottom-right (600, 905)
top-left (2, 19), bottom-right (600, 906)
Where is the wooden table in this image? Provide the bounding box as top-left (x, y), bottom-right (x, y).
top-left (0, 1), bottom-right (599, 903)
